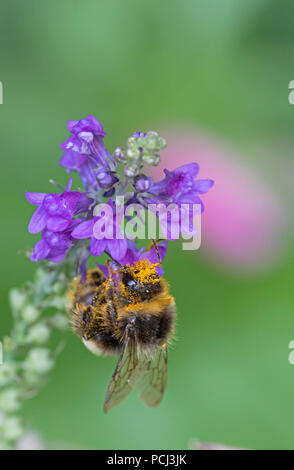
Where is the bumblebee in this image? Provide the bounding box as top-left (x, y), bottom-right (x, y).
top-left (67, 242), bottom-right (176, 413)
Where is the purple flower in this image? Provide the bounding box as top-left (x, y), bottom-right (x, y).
top-left (72, 200), bottom-right (128, 261)
top-left (151, 163), bottom-right (214, 210)
top-left (26, 179), bottom-right (90, 234)
top-left (61, 115), bottom-right (106, 157)
top-left (60, 115), bottom-right (116, 188)
top-left (30, 220), bottom-right (80, 263)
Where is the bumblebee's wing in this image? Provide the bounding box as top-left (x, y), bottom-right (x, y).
top-left (104, 327), bottom-right (140, 413)
top-left (136, 345), bottom-right (168, 408)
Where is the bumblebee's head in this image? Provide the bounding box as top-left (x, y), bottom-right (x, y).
top-left (120, 259), bottom-right (162, 302)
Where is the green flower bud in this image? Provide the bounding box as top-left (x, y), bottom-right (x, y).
top-left (2, 416), bottom-right (23, 441)
top-left (50, 313), bottom-right (69, 330)
top-left (35, 268), bottom-right (48, 283)
top-left (22, 371), bottom-right (41, 387)
top-left (9, 289), bottom-right (27, 311)
top-left (127, 136), bottom-right (137, 148)
top-left (0, 389), bottom-right (20, 412)
top-left (22, 305), bottom-right (40, 324)
top-left (158, 137), bottom-right (167, 149)
top-left (52, 282), bottom-right (64, 295)
top-left (113, 147), bottom-right (126, 162)
top-left (124, 165), bottom-right (139, 178)
top-left (3, 337), bottom-right (14, 353)
top-left (27, 323), bottom-right (50, 344)
top-left (146, 131), bottom-right (159, 150)
top-left (121, 130), bottom-right (166, 171)
top-left (126, 147), bottom-right (140, 160)
top-left (0, 364), bottom-right (14, 387)
top-left (136, 137), bottom-right (147, 149)
top-left (142, 153), bottom-right (160, 166)
top-left (51, 297), bottom-right (67, 310)
top-left (23, 348), bottom-right (54, 375)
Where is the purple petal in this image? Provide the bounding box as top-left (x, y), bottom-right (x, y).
top-left (67, 218), bottom-right (82, 230)
top-left (75, 194), bottom-right (93, 214)
top-left (143, 241), bottom-right (168, 265)
top-left (96, 263), bottom-right (109, 278)
top-left (91, 137), bottom-right (113, 168)
top-left (62, 190), bottom-right (82, 215)
top-left (46, 216), bottom-right (70, 232)
top-left (90, 237), bottom-right (106, 256)
top-left (118, 241), bottom-right (145, 266)
top-left (176, 193), bottom-right (204, 211)
top-left (72, 219), bottom-right (95, 239)
top-left (26, 192), bottom-right (46, 206)
top-left (30, 240), bottom-right (50, 261)
top-left (119, 249), bottom-right (137, 266)
top-left (172, 163), bottom-right (199, 177)
top-left (78, 256), bottom-right (88, 282)
top-left (46, 251), bottom-right (68, 263)
top-left (67, 120), bottom-right (78, 132)
top-left (78, 161), bottom-right (98, 188)
top-left (158, 241), bottom-right (168, 260)
top-left (28, 205), bottom-right (47, 234)
top-left (72, 116), bottom-right (106, 136)
top-left (86, 115), bottom-right (106, 135)
top-left (59, 151), bottom-right (87, 170)
top-left (192, 179), bottom-right (214, 194)
top-left (78, 131), bottom-right (94, 143)
top-left (155, 266), bottom-right (164, 276)
top-left (107, 238), bottom-right (128, 261)
top-left (60, 136), bottom-right (82, 152)
top-left (149, 177), bottom-right (168, 194)
top-left (65, 177), bottom-right (73, 192)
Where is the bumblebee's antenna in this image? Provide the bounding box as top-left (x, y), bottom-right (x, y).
top-left (105, 251), bottom-right (126, 272)
top-left (151, 239), bottom-right (162, 265)
top-left (105, 251), bottom-right (122, 268)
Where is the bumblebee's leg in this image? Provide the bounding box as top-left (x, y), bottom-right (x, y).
top-left (91, 283), bottom-right (105, 307)
top-left (105, 259), bottom-right (118, 325)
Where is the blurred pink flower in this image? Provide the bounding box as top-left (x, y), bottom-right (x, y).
top-left (148, 128), bottom-right (288, 272)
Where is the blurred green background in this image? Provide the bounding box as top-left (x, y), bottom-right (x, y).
top-left (1, 0), bottom-right (294, 450)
